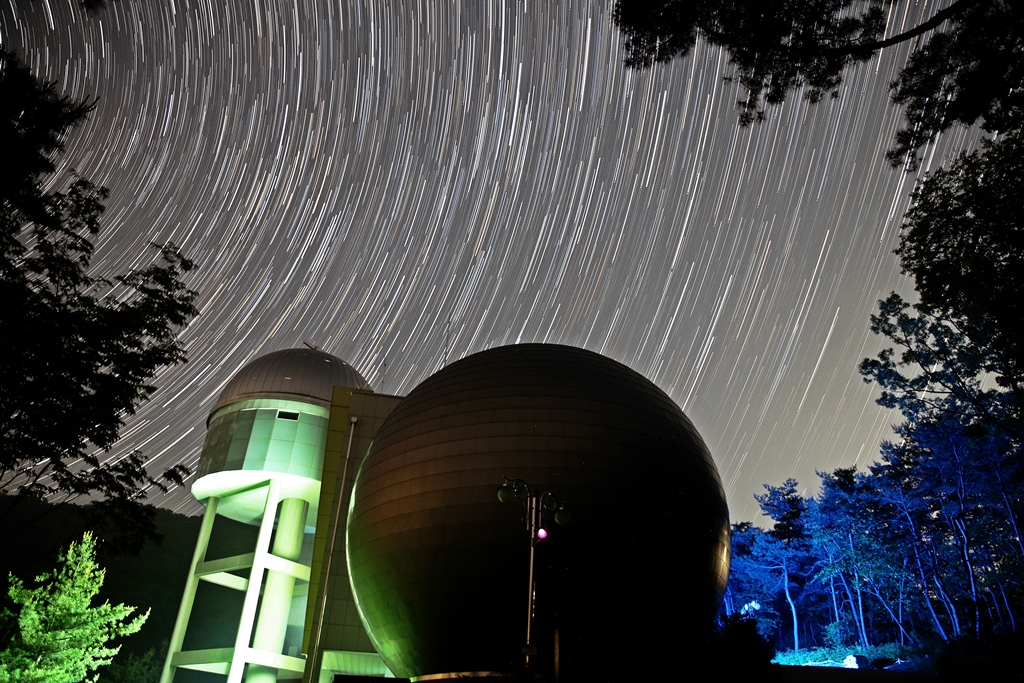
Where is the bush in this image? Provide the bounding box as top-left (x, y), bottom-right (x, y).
top-left (773, 642), bottom-right (914, 668)
top-left (98, 642), bottom-right (165, 683)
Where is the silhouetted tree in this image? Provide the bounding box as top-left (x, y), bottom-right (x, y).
top-left (859, 292), bottom-right (1021, 442)
top-left (897, 131), bottom-right (1024, 422)
top-left (613, 0), bottom-right (1024, 167)
top-left (852, 37), bottom-right (1024, 439)
top-left (0, 49), bottom-right (197, 550)
top-left (703, 613), bottom-right (777, 676)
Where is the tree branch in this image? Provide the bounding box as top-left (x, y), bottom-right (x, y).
top-left (837, 0), bottom-right (985, 55)
top-left (708, 0), bottom-right (987, 60)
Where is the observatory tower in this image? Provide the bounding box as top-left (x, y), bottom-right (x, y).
top-left (161, 348), bottom-right (401, 683)
top-left (160, 343), bottom-right (729, 683)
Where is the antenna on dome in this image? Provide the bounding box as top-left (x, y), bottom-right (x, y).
top-left (303, 340), bottom-right (319, 350)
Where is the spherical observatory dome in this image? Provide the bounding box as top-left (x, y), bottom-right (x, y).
top-left (346, 344), bottom-right (730, 682)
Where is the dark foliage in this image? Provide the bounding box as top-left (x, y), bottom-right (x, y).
top-left (702, 614), bottom-right (778, 676)
top-left (858, 295), bottom-right (1010, 431)
top-left (896, 131), bottom-right (1024, 420)
top-left (0, 49), bottom-right (198, 552)
top-left (615, 0), bottom-right (885, 122)
top-left (99, 642), bottom-right (166, 683)
top-left (889, 1), bottom-right (1024, 167)
top-left (860, 132), bottom-right (1024, 451)
top-left (756, 478), bottom-right (809, 543)
top-left (0, 51), bottom-right (94, 227)
top-left (613, 0), bottom-right (1023, 167)
top-left (935, 632), bottom-right (1024, 681)
top-left (0, 495), bottom-right (259, 664)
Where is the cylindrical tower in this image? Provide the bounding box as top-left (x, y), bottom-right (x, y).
top-left (161, 348), bottom-right (370, 683)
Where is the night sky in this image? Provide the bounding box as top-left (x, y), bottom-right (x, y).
top-left (3, 0), bottom-right (980, 523)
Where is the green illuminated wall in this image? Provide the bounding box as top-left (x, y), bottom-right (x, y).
top-left (199, 399), bottom-right (330, 483)
top-left (303, 387), bottom-right (352, 651)
top-left (301, 389), bottom-right (404, 683)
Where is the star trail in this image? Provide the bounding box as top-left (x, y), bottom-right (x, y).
top-left (3, 0), bottom-right (980, 523)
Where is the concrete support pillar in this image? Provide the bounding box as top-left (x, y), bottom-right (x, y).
top-left (245, 496), bottom-right (309, 683)
top-left (228, 480), bottom-right (282, 683)
top-left (160, 496), bottom-right (219, 683)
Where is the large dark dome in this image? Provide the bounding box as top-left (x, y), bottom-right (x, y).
top-left (346, 344), bottom-right (730, 681)
top-left (211, 348), bottom-right (369, 412)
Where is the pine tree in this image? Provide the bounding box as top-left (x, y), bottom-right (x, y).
top-left (0, 533), bottom-right (147, 683)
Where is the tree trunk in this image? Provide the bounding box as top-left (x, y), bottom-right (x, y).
top-left (844, 531), bottom-right (870, 647)
top-left (838, 569), bottom-right (868, 648)
top-left (782, 563), bottom-right (799, 652)
top-left (993, 459), bottom-right (1024, 563)
top-left (897, 559), bottom-right (908, 647)
top-left (945, 437), bottom-right (981, 639)
top-left (950, 515), bottom-right (980, 639)
top-left (865, 577), bottom-right (914, 646)
top-left (829, 574), bottom-right (841, 626)
top-left (901, 505), bottom-right (950, 641)
top-left (997, 581), bottom-right (1017, 632)
top-left (853, 566), bottom-right (870, 648)
top-left (929, 551), bottom-right (962, 639)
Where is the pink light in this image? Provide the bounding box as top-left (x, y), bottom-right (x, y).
top-left (536, 528), bottom-right (548, 539)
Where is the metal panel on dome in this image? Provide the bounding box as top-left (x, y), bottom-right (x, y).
top-left (212, 348), bottom-right (371, 412)
top-left (346, 344), bottom-right (730, 681)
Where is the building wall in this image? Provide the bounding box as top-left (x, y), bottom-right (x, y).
top-left (302, 388), bottom-right (403, 681)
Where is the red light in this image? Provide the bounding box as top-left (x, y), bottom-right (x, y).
top-left (537, 528), bottom-right (548, 540)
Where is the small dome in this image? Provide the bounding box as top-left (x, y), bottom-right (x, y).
top-left (211, 348), bottom-right (370, 412)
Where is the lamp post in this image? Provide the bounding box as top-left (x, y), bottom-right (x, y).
top-left (497, 476), bottom-right (571, 672)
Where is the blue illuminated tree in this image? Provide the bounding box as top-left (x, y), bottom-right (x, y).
top-left (810, 467), bottom-right (918, 648)
top-left (750, 479), bottom-right (813, 651)
top-left (726, 522), bottom-right (781, 637)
